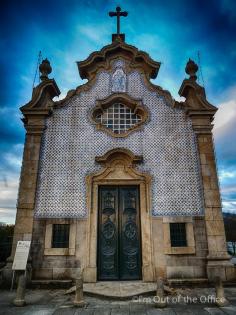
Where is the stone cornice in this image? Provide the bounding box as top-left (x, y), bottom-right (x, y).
top-left (21, 79), bottom-right (60, 112)
top-left (95, 148), bottom-right (143, 165)
top-left (77, 40), bottom-right (161, 80)
top-left (178, 79), bottom-right (217, 114)
top-left (178, 77), bottom-right (217, 133)
top-left (20, 79), bottom-right (60, 131)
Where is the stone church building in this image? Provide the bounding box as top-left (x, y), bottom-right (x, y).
top-left (7, 7), bottom-right (234, 284)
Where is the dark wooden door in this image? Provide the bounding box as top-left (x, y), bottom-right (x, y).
top-left (98, 186), bottom-right (142, 280)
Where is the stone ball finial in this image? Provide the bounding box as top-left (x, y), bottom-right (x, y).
top-left (185, 58), bottom-right (198, 81)
top-left (39, 58), bottom-right (52, 81)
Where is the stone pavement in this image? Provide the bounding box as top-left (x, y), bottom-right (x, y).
top-left (0, 287), bottom-right (236, 315)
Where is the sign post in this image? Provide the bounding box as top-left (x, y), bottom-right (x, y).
top-left (12, 241), bottom-right (31, 271)
top-left (12, 241), bottom-right (31, 306)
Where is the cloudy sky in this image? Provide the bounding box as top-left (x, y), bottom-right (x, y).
top-left (1, 0), bottom-right (236, 224)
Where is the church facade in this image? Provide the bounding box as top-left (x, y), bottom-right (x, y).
top-left (7, 12), bottom-right (234, 284)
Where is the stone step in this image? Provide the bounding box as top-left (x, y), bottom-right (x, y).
top-left (167, 278), bottom-right (209, 287)
top-left (31, 279), bottom-right (73, 289)
top-left (66, 281), bottom-right (157, 299)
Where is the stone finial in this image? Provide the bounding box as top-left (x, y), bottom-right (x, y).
top-left (185, 58), bottom-right (198, 81)
top-left (39, 58), bottom-right (52, 81)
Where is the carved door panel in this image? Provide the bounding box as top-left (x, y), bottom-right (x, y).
top-left (119, 186), bottom-right (142, 280)
top-left (98, 187), bottom-right (119, 280)
top-left (98, 186), bottom-right (141, 280)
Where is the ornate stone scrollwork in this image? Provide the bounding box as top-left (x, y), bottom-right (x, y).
top-left (91, 94), bottom-right (149, 137)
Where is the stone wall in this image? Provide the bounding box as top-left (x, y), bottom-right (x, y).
top-left (31, 219), bottom-right (87, 280)
top-left (152, 217), bottom-right (208, 280)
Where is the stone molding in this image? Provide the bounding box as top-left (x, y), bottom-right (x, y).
top-left (83, 148), bottom-right (155, 282)
top-left (91, 93), bottom-right (149, 137)
top-left (163, 217), bottom-right (195, 255)
top-left (77, 40), bottom-right (161, 80)
top-left (95, 147), bottom-right (143, 165)
top-left (44, 220), bottom-right (76, 256)
top-left (54, 54), bottom-right (175, 110)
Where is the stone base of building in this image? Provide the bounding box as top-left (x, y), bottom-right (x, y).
top-left (23, 265), bottom-right (236, 283)
top-left (2, 264), bottom-right (236, 290)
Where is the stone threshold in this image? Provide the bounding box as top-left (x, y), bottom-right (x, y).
top-left (67, 281), bottom-right (156, 299)
top-left (31, 278), bottom-right (221, 298)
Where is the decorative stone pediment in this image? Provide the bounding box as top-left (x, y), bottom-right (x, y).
top-left (96, 162), bottom-right (140, 181)
top-left (92, 148), bottom-right (147, 182)
top-left (77, 40), bottom-right (160, 80)
top-left (95, 148), bottom-right (143, 165)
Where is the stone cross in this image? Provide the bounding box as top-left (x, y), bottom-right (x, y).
top-left (109, 6), bottom-right (128, 34)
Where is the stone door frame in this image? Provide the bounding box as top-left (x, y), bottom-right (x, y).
top-left (97, 184), bottom-right (142, 280)
top-left (83, 148), bottom-right (155, 282)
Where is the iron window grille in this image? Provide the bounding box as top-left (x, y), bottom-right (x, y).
top-left (52, 224), bottom-right (70, 248)
top-left (170, 223), bottom-right (187, 247)
top-left (95, 103), bottom-right (142, 134)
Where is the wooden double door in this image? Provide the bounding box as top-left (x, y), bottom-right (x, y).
top-left (97, 185), bottom-right (142, 280)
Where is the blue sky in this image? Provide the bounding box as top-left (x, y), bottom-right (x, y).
top-left (1, 0), bottom-right (236, 223)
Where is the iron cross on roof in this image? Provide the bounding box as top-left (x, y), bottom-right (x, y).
top-left (109, 6), bottom-right (128, 35)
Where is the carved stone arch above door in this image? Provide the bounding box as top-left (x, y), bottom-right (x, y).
top-left (83, 148), bottom-right (155, 283)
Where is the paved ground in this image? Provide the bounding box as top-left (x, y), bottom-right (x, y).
top-left (0, 287), bottom-right (236, 315)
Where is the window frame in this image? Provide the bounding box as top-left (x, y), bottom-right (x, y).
top-left (44, 220), bottom-right (76, 256)
top-left (169, 223), bottom-right (187, 247)
top-left (163, 217), bottom-right (196, 255)
top-left (91, 94), bottom-right (149, 138)
top-left (51, 224), bottom-right (70, 249)
top-left (95, 102), bottom-right (142, 135)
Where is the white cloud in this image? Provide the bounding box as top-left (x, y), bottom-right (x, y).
top-left (221, 185), bottom-right (236, 194)
top-left (213, 90), bottom-right (236, 164)
top-left (3, 153), bottom-right (22, 168)
top-left (2, 144), bottom-right (24, 170)
top-left (0, 176), bottom-right (19, 207)
top-left (222, 200), bottom-right (236, 213)
top-left (0, 145), bottom-right (23, 223)
top-left (219, 170), bottom-right (236, 181)
top-left (0, 207), bottom-right (16, 225)
top-left (78, 24), bottom-right (110, 43)
top-left (213, 99), bottom-right (236, 131)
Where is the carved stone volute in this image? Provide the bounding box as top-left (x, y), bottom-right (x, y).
top-left (20, 80), bottom-right (60, 134)
top-left (178, 59), bottom-right (217, 133)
